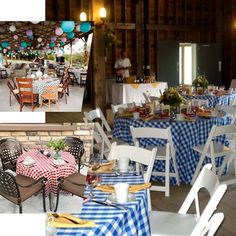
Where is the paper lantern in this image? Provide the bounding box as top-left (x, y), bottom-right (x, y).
top-left (31, 21), bottom-right (40, 24)
top-left (49, 42), bottom-right (55, 48)
top-left (60, 42), bottom-right (65, 46)
top-left (37, 37), bottom-right (42, 42)
top-left (26, 29), bottom-right (33, 37)
top-left (67, 32), bottom-right (74, 39)
top-left (50, 36), bottom-right (57, 42)
top-left (21, 42), bottom-right (27, 48)
top-left (1, 42), bottom-right (10, 48)
top-left (55, 27), bottom-right (63, 36)
top-left (80, 22), bottom-right (91, 33)
top-left (27, 42), bottom-right (32, 46)
top-left (13, 35), bottom-right (18, 40)
top-left (61, 21), bottom-right (75, 33)
top-left (61, 37), bottom-right (67, 43)
top-left (9, 25), bottom-right (16, 32)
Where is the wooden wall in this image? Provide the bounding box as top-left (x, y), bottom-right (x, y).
top-left (46, 0), bottom-right (236, 106)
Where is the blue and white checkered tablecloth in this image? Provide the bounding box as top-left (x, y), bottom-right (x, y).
top-left (113, 116), bottom-right (230, 184)
top-left (183, 94), bottom-right (236, 108)
top-left (55, 174), bottom-right (150, 236)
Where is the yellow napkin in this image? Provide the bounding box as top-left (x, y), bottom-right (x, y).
top-left (47, 213), bottom-right (96, 228)
top-left (151, 82), bottom-right (159, 88)
top-left (130, 83), bottom-right (140, 89)
top-left (90, 160), bottom-right (116, 173)
top-left (96, 183), bottom-right (151, 193)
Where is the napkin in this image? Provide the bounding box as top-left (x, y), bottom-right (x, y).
top-left (47, 213), bottom-right (96, 228)
top-left (23, 156), bottom-right (35, 166)
top-left (96, 183), bottom-right (151, 193)
top-left (89, 160), bottom-right (116, 173)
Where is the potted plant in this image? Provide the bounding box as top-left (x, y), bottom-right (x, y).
top-left (47, 139), bottom-right (67, 160)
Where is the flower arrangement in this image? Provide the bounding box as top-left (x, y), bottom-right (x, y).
top-left (47, 139), bottom-right (67, 152)
top-left (192, 75), bottom-right (209, 89)
top-left (159, 88), bottom-right (185, 107)
top-left (103, 24), bottom-right (116, 48)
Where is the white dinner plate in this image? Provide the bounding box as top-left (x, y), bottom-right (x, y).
top-left (53, 159), bottom-right (65, 166)
top-left (107, 193), bottom-right (136, 203)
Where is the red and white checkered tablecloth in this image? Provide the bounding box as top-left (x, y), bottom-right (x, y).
top-left (16, 149), bottom-right (77, 195)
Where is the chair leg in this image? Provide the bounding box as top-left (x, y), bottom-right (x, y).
top-left (165, 157), bottom-right (170, 197)
top-left (172, 156), bottom-right (180, 185)
top-left (19, 204), bottom-right (22, 213)
top-left (9, 92), bottom-right (11, 107)
top-left (54, 186), bottom-right (61, 212)
top-left (191, 154), bottom-right (206, 185)
top-left (42, 187), bottom-right (46, 212)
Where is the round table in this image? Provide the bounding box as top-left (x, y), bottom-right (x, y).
top-left (113, 115), bottom-right (230, 184)
top-left (16, 149), bottom-right (77, 195)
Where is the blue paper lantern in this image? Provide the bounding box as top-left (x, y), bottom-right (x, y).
top-left (80, 22), bottom-right (91, 33)
top-left (21, 42), bottom-right (27, 48)
top-left (67, 32), bottom-right (75, 39)
top-left (61, 21), bottom-right (75, 33)
top-left (1, 41), bottom-right (10, 48)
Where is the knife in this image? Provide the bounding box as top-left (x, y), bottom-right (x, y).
top-left (51, 213), bottom-right (79, 224)
top-left (90, 199), bottom-right (127, 210)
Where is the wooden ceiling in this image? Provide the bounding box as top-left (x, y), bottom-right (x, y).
top-left (0, 21), bottom-right (92, 50)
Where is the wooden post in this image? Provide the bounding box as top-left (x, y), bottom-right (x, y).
top-left (92, 0), bottom-right (106, 111)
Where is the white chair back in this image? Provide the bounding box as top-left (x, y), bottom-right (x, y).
top-left (200, 212), bottom-right (224, 236)
top-left (179, 164), bottom-right (227, 236)
top-left (230, 79), bottom-right (236, 90)
top-left (84, 107), bottom-right (111, 132)
top-left (221, 105), bottom-right (236, 124)
top-left (143, 92), bottom-right (152, 103)
top-left (108, 142), bottom-right (157, 183)
top-left (130, 126), bottom-right (175, 158)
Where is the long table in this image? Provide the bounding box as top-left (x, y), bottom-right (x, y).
top-left (111, 82), bottom-right (168, 104)
top-left (183, 93), bottom-right (236, 108)
top-left (113, 116), bottom-right (230, 184)
top-left (55, 174), bottom-right (150, 236)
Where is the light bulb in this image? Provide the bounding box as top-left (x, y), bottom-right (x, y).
top-left (99, 7), bottom-right (106, 19)
top-left (80, 12), bottom-right (87, 22)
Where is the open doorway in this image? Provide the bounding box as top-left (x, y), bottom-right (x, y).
top-left (179, 43), bottom-right (197, 85)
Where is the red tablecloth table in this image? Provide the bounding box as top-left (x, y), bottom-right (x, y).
top-left (16, 149), bottom-right (77, 195)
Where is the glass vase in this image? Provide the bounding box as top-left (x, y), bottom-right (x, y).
top-left (54, 150), bottom-right (61, 160)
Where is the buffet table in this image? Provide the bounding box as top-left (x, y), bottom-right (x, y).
top-left (55, 174), bottom-right (150, 236)
top-left (113, 116), bottom-right (230, 184)
top-left (183, 93), bottom-right (236, 108)
top-left (111, 82), bottom-right (168, 104)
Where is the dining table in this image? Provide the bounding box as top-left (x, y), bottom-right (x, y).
top-left (113, 115), bottom-right (231, 184)
top-left (182, 93), bottom-right (236, 108)
top-left (55, 173), bottom-right (150, 236)
top-left (16, 149), bottom-right (77, 195)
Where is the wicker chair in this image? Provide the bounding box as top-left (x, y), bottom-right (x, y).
top-left (0, 170), bottom-right (47, 213)
top-left (63, 137), bottom-right (85, 172)
top-left (0, 138), bottom-right (24, 171)
top-left (54, 173), bottom-right (86, 212)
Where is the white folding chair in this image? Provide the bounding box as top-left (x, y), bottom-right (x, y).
top-left (229, 79), bottom-right (236, 90)
top-left (191, 124), bottom-right (236, 185)
top-left (108, 142), bottom-right (157, 211)
top-left (200, 212), bottom-right (224, 236)
top-left (150, 164), bottom-right (227, 236)
top-left (221, 105), bottom-right (236, 124)
top-left (92, 122), bottom-right (128, 159)
top-left (84, 107), bottom-right (112, 138)
top-left (130, 126), bottom-right (180, 197)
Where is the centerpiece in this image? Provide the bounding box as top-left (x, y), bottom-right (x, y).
top-left (47, 139), bottom-right (68, 160)
top-left (192, 75), bottom-right (209, 95)
top-left (159, 87), bottom-right (185, 112)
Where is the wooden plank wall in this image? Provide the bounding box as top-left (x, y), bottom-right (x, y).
top-left (46, 0), bottom-right (236, 98)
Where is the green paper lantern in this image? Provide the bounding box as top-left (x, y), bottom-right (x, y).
top-left (61, 21), bottom-right (75, 33)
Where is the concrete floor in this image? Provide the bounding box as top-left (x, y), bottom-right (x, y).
top-left (0, 78), bottom-right (84, 112)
